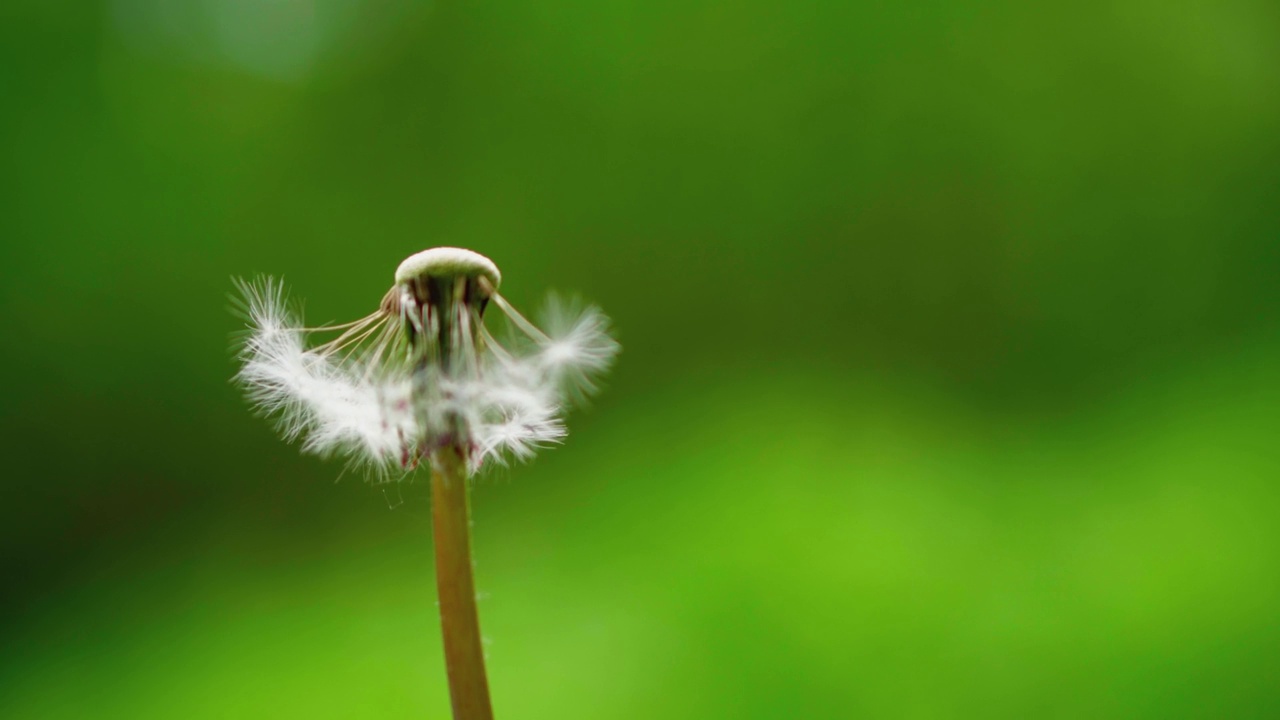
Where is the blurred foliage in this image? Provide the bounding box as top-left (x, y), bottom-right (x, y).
top-left (1, 0), bottom-right (1279, 718)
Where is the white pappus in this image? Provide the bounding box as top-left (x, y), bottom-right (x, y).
top-left (234, 247), bottom-right (618, 476)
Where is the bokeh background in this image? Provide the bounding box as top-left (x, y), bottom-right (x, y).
top-left (3, 1), bottom-right (1279, 717)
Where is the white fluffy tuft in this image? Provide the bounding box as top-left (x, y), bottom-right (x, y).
top-left (234, 278), bottom-right (415, 474)
top-left (233, 277), bottom-right (617, 477)
top-left (535, 296), bottom-right (621, 399)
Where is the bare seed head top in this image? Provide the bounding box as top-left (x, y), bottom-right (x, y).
top-left (395, 247), bottom-right (501, 289)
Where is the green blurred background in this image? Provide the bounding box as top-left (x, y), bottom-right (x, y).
top-left (3, 1), bottom-right (1279, 717)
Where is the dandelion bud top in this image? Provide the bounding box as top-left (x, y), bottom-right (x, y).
top-left (395, 247), bottom-right (501, 289)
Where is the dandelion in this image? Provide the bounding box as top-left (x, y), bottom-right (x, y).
top-left (235, 247), bottom-right (617, 474)
top-left (233, 247), bottom-right (618, 719)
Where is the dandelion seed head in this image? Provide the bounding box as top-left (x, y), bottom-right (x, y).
top-left (234, 248), bottom-right (616, 478)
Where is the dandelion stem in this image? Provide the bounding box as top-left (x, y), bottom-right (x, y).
top-left (431, 446), bottom-right (494, 720)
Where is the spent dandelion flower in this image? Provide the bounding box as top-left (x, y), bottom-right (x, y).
top-left (232, 247), bottom-right (618, 719)
top-left (234, 246), bottom-right (618, 475)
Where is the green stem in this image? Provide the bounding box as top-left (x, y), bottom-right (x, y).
top-left (431, 447), bottom-right (494, 720)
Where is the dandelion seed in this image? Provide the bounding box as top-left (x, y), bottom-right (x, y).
top-left (234, 247), bottom-right (618, 476)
